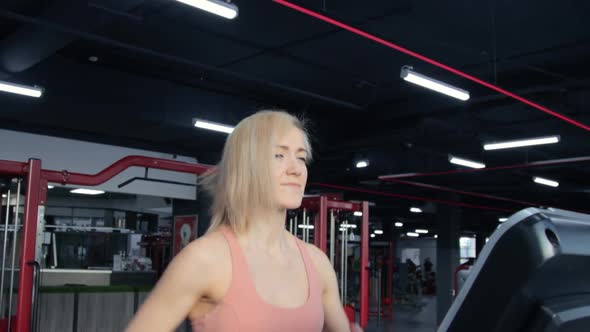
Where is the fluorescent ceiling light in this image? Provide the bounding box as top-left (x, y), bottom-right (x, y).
top-left (354, 211), bottom-right (363, 216)
top-left (0, 80), bottom-right (43, 98)
top-left (400, 66), bottom-right (469, 101)
top-left (356, 160), bottom-right (369, 168)
top-left (434, 234), bottom-right (438, 239)
top-left (370, 234), bottom-right (375, 238)
top-left (1, 194), bottom-right (6, 198)
top-left (297, 224), bottom-right (314, 229)
top-left (415, 229), bottom-right (428, 234)
top-left (341, 224), bottom-right (357, 229)
top-left (410, 207), bottom-right (422, 213)
top-left (193, 119), bottom-right (234, 134)
top-left (374, 230), bottom-right (383, 234)
top-left (175, 0), bottom-right (238, 19)
top-left (449, 155), bottom-right (485, 169)
top-left (483, 136), bottom-right (560, 150)
top-left (407, 232), bottom-right (419, 237)
top-left (498, 218), bottom-right (508, 222)
top-left (533, 176), bottom-right (559, 188)
top-left (48, 185), bottom-right (55, 189)
top-left (394, 222), bottom-right (403, 227)
top-left (70, 188), bottom-right (105, 195)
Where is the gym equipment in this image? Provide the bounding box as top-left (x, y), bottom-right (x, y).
top-left (0, 156), bottom-right (211, 332)
top-left (295, 195), bottom-right (370, 328)
top-left (439, 208), bottom-right (590, 332)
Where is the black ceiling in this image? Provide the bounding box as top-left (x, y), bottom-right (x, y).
top-left (1, 0), bottom-right (589, 235)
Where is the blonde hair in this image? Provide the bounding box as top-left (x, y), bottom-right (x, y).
top-left (202, 110), bottom-right (312, 234)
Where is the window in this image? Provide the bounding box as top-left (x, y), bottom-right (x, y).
top-left (459, 237), bottom-right (476, 264)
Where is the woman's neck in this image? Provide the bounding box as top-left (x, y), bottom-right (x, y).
top-left (240, 208), bottom-right (289, 251)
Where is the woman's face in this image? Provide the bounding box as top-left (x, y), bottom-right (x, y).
top-left (272, 126), bottom-right (308, 210)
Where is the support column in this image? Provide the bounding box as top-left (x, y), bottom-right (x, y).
top-left (436, 202), bottom-right (461, 325)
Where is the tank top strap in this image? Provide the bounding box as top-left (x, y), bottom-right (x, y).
top-left (293, 237), bottom-right (322, 301)
top-left (218, 226), bottom-right (255, 297)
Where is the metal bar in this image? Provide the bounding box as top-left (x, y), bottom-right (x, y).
top-left (344, 224), bottom-right (348, 305)
top-left (389, 241), bottom-right (394, 318)
top-left (27, 261), bottom-right (40, 332)
top-left (329, 211), bottom-right (335, 265)
top-left (42, 156), bottom-right (211, 186)
top-left (377, 270), bottom-right (382, 323)
top-left (117, 177), bottom-right (196, 189)
top-left (302, 209), bottom-right (307, 242)
top-left (326, 200), bottom-right (361, 211)
top-left (289, 218), bottom-right (293, 235)
top-left (360, 202), bottom-right (370, 328)
top-left (0, 161), bottom-right (27, 176)
top-left (306, 216), bottom-right (315, 243)
top-left (340, 225), bottom-right (345, 304)
top-left (0, 189), bottom-right (11, 318)
top-left (15, 160), bottom-right (41, 332)
top-left (8, 179), bottom-right (21, 331)
top-left (319, 196), bottom-right (328, 253)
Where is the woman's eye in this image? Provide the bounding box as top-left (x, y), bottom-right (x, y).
top-left (275, 154), bottom-right (284, 159)
top-left (298, 157), bottom-right (307, 163)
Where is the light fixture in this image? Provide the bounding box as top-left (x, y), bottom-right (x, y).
top-left (0, 80), bottom-right (44, 98)
top-left (175, 0), bottom-right (238, 19)
top-left (407, 232), bottom-right (419, 237)
top-left (394, 222), bottom-right (403, 227)
top-left (297, 224), bottom-right (315, 229)
top-left (370, 234), bottom-right (376, 238)
top-left (449, 155), bottom-right (486, 169)
top-left (354, 211), bottom-right (363, 217)
top-left (1, 194), bottom-right (6, 198)
top-left (48, 185), bottom-right (55, 189)
top-left (341, 223), bottom-right (357, 229)
top-left (193, 119), bottom-right (234, 134)
top-left (498, 217), bottom-right (508, 222)
top-left (374, 230), bottom-right (383, 235)
top-left (533, 176), bottom-right (559, 188)
top-left (415, 229), bottom-right (428, 234)
top-left (483, 135), bottom-right (560, 150)
top-left (70, 188), bottom-right (105, 195)
top-left (410, 207), bottom-right (422, 213)
top-left (400, 66), bottom-right (470, 101)
top-left (356, 160), bottom-right (369, 168)
top-left (434, 234), bottom-right (438, 239)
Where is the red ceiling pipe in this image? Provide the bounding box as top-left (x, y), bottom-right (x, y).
top-left (273, 0), bottom-right (590, 132)
top-left (379, 156), bottom-right (590, 179)
top-left (383, 178), bottom-right (541, 206)
top-left (308, 182), bottom-right (514, 212)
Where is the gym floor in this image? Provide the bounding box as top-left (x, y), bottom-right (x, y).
top-left (366, 296), bottom-right (437, 332)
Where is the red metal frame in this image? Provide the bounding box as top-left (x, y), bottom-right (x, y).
top-left (300, 195), bottom-right (370, 328)
top-left (0, 156), bottom-right (212, 332)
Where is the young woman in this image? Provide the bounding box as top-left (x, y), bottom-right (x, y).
top-left (126, 111), bottom-right (362, 332)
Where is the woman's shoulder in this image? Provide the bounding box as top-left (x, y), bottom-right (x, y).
top-left (301, 242), bottom-right (333, 285)
top-left (182, 229), bottom-right (231, 265)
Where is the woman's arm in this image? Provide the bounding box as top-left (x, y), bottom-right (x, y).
top-left (125, 237), bottom-right (217, 332)
top-left (306, 244), bottom-right (363, 332)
